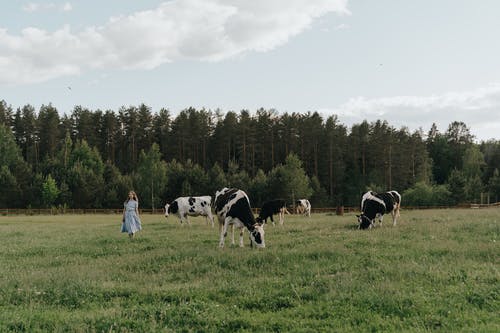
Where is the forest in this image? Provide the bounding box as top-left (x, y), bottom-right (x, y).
top-left (1, 100), bottom-right (500, 210)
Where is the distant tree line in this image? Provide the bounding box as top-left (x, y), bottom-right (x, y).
top-left (1, 100), bottom-right (500, 210)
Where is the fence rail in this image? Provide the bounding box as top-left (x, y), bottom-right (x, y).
top-left (0, 203), bottom-right (499, 216)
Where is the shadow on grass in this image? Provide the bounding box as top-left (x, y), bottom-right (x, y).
top-left (344, 223), bottom-right (361, 230)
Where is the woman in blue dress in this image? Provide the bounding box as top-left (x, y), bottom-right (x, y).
top-left (121, 190), bottom-right (142, 239)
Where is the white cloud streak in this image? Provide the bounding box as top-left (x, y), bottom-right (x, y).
top-left (320, 84), bottom-right (500, 141)
top-left (22, 2), bottom-right (68, 12)
top-left (334, 23), bottom-right (349, 30)
top-left (5, 0), bottom-right (349, 85)
top-left (62, 2), bottom-right (72, 12)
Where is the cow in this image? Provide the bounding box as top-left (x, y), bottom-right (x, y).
top-left (214, 187), bottom-right (265, 248)
top-left (164, 196), bottom-right (214, 227)
top-left (357, 190), bottom-right (401, 229)
top-left (256, 199), bottom-right (288, 226)
top-left (295, 199), bottom-right (311, 217)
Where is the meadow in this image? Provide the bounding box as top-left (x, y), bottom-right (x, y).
top-left (0, 209), bottom-right (498, 332)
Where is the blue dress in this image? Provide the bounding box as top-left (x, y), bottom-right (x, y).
top-left (121, 200), bottom-right (142, 234)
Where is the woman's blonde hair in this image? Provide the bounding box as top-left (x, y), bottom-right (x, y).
top-left (126, 190), bottom-right (139, 203)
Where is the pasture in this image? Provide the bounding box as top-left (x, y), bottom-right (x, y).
top-left (0, 209), bottom-right (498, 332)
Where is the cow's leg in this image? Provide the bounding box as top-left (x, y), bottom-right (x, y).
top-left (207, 211), bottom-right (215, 228)
top-left (230, 224), bottom-right (236, 246)
top-left (393, 203), bottom-right (401, 225)
top-left (270, 215), bottom-right (275, 226)
top-left (219, 217), bottom-right (231, 248)
top-left (219, 227), bottom-right (225, 248)
top-left (279, 210), bottom-right (284, 225)
top-left (377, 214), bottom-right (384, 227)
top-left (239, 227), bottom-right (244, 247)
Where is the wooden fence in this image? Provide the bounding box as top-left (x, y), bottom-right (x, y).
top-left (0, 203), bottom-right (498, 216)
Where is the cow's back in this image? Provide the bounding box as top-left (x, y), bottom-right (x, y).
top-left (360, 192), bottom-right (385, 220)
top-left (227, 192), bottom-right (255, 224)
top-left (214, 188), bottom-right (239, 215)
top-left (388, 191), bottom-right (401, 206)
top-left (262, 199), bottom-right (285, 212)
top-left (377, 192), bottom-right (396, 213)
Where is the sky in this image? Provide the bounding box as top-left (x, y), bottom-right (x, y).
top-left (1, 0), bottom-right (500, 141)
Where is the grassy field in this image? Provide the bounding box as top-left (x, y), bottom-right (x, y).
top-left (0, 209), bottom-right (498, 332)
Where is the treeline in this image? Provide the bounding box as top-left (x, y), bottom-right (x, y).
top-left (1, 100), bottom-right (500, 209)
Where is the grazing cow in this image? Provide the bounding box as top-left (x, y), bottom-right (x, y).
top-left (164, 196), bottom-right (214, 227)
top-left (295, 199), bottom-right (311, 217)
top-left (357, 190), bottom-right (401, 229)
top-left (256, 199), bottom-right (287, 226)
top-left (214, 187), bottom-right (265, 248)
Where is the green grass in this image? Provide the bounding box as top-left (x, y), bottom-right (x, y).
top-left (0, 210), bottom-right (499, 332)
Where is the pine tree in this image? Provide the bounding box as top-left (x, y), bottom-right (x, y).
top-left (37, 104), bottom-right (61, 160)
top-left (137, 143), bottom-right (167, 211)
top-left (267, 153), bottom-right (312, 205)
top-left (0, 100), bottom-right (13, 128)
top-left (488, 169), bottom-right (500, 202)
top-left (41, 174), bottom-right (60, 208)
top-left (0, 124), bottom-right (30, 207)
top-left (153, 108), bottom-right (171, 160)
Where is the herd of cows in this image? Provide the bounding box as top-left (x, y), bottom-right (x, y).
top-left (164, 188), bottom-right (401, 248)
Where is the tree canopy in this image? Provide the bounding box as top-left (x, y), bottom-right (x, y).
top-left (0, 101), bottom-right (498, 209)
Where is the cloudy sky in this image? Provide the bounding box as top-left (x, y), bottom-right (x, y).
top-left (1, 0), bottom-right (500, 141)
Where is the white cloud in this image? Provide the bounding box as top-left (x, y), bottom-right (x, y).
top-left (22, 2), bottom-right (71, 12)
top-left (22, 3), bottom-right (39, 12)
top-left (5, 0), bottom-right (349, 85)
top-left (22, 2), bottom-right (55, 12)
top-left (62, 2), bottom-right (72, 12)
top-left (320, 84), bottom-right (500, 142)
top-left (334, 23), bottom-right (349, 30)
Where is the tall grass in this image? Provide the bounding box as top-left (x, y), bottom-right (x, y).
top-left (0, 210), bottom-right (498, 332)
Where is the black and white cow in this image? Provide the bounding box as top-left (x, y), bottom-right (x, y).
top-left (295, 199), bottom-right (311, 217)
top-left (164, 196), bottom-right (214, 227)
top-left (357, 190), bottom-right (401, 229)
top-left (256, 199), bottom-right (287, 226)
top-left (214, 187), bottom-right (265, 248)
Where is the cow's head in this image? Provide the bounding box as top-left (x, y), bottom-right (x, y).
top-left (250, 223), bottom-right (265, 248)
top-left (164, 203), bottom-right (170, 218)
top-left (164, 200), bottom-right (179, 218)
top-left (356, 214), bottom-right (373, 230)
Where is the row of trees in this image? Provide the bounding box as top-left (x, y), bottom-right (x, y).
top-left (1, 100), bottom-right (500, 209)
